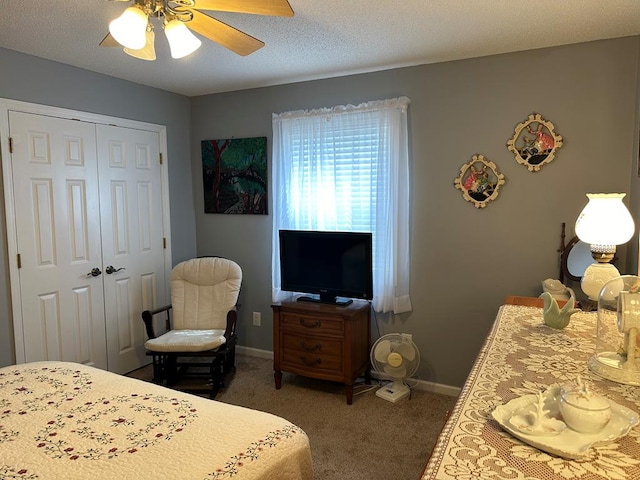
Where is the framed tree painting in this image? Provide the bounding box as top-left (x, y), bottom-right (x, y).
top-left (201, 136), bottom-right (268, 214)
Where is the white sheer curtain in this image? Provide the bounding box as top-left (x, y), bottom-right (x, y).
top-left (271, 97), bottom-right (411, 314)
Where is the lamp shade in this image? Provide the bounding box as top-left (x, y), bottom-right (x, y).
top-left (575, 193), bottom-right (635, 246)
top-left (109, 6), bottom-right (148, 50)
top-left (124, 29), bottom-right (156, 61)
top-left (164, 20), bottom-right (202, 59)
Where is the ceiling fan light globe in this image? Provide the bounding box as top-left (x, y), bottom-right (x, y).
top-left (109, 6), bottom-right (148, 50)
top-left (124, 29), bottom-right (156, 61)
top-left (164, 20), bottom-right (202, 59)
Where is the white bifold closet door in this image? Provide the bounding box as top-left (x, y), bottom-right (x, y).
top-left (7, 110), bottom-right (167, 374)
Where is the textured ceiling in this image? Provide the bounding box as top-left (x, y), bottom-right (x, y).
top-left (0, 1), bottom-right (639, 97)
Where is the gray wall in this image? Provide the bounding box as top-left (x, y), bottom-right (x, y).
top-left (0, 48), bottom-right (197, 367)
top-left (1, 37), bottom-right (639, 389)
top-left (191, 37), bottom-right (640, 388)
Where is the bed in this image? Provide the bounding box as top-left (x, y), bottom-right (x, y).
top-left (0, 361), bottom-right (313, 480)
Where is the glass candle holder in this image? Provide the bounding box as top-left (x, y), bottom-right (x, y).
top-left (589, 275), bottom-right (640, 385)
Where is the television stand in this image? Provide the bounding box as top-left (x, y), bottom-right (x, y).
top-left (296, 295), bottom-right (353, 306)
top-left (272, 299), bottom-right (371, 404)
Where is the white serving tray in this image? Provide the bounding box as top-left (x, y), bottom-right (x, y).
top-left (492, 385), bottom-right (639, 459)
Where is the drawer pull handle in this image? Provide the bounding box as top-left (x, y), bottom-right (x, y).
top-left (300, 356), bottom-right (321, 366)
top-left (300, 318), bottom-right (321, 328)
top-left (301, 341), bottom-right (321, 352)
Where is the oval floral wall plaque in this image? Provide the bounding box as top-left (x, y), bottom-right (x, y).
top-left (506, 113), bottom-right (563, 172)
top-left (454, 154), bottom-right (506, 208)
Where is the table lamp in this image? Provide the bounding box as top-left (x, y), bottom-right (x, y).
top-left (574, 193), bottom-right (635, 301)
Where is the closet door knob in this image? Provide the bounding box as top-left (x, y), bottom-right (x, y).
top-left (105, 265), bottom-right (125, 274)
top-left (87, 267), bottom-right (102, 277)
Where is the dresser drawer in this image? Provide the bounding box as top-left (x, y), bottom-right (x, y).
top-left (282, 332), bottom-right (343, 356)
top-left (272, 300), bottom-right (371, 404)
top-left (280, 312), bottom-right (344, 335)
top-left (282, 350), bottom-right (343, 375)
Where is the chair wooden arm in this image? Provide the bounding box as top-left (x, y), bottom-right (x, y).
top-left (224, 306), bottom-right (238, 342)
top-left (141, 304), bottom-right (172, 339)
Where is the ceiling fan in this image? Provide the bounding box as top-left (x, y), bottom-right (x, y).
top-left (101, 0), bottom-right (294, 60)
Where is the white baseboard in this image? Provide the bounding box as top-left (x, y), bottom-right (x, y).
top-left (236, 345), bottom-right (274, 360)
top-left (236, 346), bottom-right (460, 398)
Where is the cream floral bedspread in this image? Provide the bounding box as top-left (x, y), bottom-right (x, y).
top-left (0, 361), bottom-right (313, 480)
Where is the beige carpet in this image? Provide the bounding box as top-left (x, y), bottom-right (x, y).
top-left (127, 355), bottom-right (457, 480)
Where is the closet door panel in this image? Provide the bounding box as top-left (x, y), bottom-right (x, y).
top-left (97, 124), bottom-right (166, 374)
top-left (8, 111), bottom-right (107, 369)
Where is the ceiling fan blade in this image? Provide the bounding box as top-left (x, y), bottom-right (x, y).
top-left (193, 0), bottom-right (294, 17)
top-left (99, 32), bottom-right (121, 47)
top-left (187, 10), bottom-right (264, 56)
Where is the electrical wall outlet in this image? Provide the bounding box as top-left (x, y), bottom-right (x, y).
top-left (252, 311), bottom-right (261, 326)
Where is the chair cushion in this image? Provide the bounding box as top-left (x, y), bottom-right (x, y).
top-left (171, 257), bottom-right (242, 330)
top-left (145, 329), bottom-right (227, 353)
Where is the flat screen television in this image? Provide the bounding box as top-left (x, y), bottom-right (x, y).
top-left (279, 229), bottom-right (373, 306)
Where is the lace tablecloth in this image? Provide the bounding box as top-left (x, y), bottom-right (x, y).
top-left (422, 304), bottom-right (640, 480)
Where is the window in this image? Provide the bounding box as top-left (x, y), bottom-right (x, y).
top-left (271, 97), bottom-right (411, 314)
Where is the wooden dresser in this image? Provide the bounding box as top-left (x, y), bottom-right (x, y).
top-left (421, 297), bottom-right (640, 480)
top-left (272, 299), bottom-right (371, 404)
